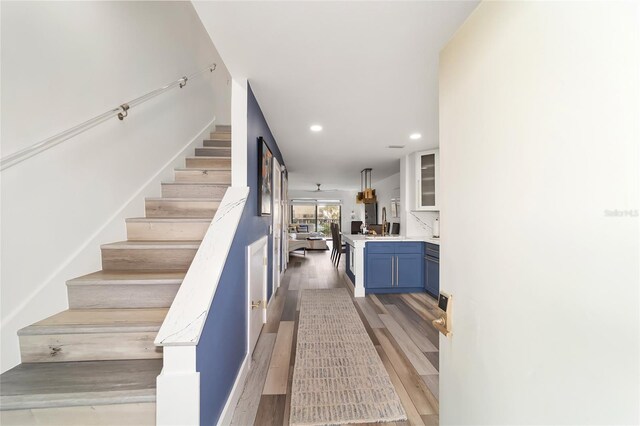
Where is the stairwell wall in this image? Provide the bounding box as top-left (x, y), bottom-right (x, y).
top-left (0, 1), bottom-right (231, 372)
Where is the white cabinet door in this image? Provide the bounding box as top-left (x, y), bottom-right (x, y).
top-left (415, 149), bottom-right (439, 211)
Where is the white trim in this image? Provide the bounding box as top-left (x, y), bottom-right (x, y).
top-left (231, 78), bottom-right (248, 187)
top-left (247, 236), bottom-right (268, 353)
top-left (216, 354), bottom-right (250, 426)
top-left (272, 159), bottom-right (282, 292)
top-left (156, 346), bottom-right (199, 426)
top-left (353, 241), bottom-right (366, 298)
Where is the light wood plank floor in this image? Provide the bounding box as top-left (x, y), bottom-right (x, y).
top-left (230, 249), bottom-right (440, 426)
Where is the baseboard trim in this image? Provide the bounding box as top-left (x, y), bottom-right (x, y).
top-left (216, 354), bottom-right (249, 426)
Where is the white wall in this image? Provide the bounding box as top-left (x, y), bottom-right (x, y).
top-left (0, 1), bottom-right (231, 372)
top-left (439, 2), bottom-right (639, 424)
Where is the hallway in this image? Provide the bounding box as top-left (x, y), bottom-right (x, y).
top-left (230, 249), bottom-right (440, 426)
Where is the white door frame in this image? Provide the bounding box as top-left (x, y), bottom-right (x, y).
top-left (272, 159), bottom-right (282, 294)
top-left (281, 172), bottom-right (289, 273)
top-left (247, 236), bottom-right (268, 357)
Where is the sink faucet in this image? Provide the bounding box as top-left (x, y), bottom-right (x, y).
top-left (381, 207), bottom-right (387, 236)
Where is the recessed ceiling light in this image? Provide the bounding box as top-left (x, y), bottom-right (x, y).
top-left (410, 133), bottom-right (422, 140)
top-left (310, 125), bottom-right (323, 132)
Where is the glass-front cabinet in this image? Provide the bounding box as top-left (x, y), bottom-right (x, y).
top-left (415, 149), bottom-right (439, 211)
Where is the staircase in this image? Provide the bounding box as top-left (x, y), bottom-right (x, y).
top-left (0, 125), bottom-right (232, 424)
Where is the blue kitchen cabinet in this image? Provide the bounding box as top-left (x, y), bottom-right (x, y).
top-left (424, 243), bottom-right (440, 297)
top-left (365, 253), bottom-right (394, 288)
top-left (364, 242), bottom-right (424, 293)
top-left (396, 254), bottom-right (423, 287)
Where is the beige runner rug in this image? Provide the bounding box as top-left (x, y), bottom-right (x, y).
top-left (290, 288), bottom-right (406, 425)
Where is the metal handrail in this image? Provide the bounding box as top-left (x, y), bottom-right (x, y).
top-left (0, 63), bottom-right (217, 171)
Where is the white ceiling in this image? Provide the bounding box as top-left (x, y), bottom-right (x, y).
top-left (193, 1), bottom-right (478, 190)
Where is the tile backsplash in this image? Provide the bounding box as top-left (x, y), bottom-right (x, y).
top-left (406, 210), bottom-right (439, 237)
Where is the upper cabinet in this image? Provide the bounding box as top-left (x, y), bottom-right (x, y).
top-left (415, 149), bottom-right (440, 211)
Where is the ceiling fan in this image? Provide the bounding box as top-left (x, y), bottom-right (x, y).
top-left (303, 183), bottom-right (339, 193)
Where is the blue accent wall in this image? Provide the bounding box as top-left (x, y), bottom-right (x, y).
top-left (246, 83), bottom-right (286, 301)
top-left (197, 82), bottom-right (285, 425)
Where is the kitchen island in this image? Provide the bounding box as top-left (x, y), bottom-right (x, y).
top-left (342, 234), bottom-right (440, 298)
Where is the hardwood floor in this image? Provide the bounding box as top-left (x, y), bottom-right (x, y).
top-left (231, 249), bottom-right (441, 426)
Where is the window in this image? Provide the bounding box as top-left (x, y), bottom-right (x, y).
top-left (291, 204), bottom-right (317, 232)
top-left (290, 200), bottom-right (341, 236)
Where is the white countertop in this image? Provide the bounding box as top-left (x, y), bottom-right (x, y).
top-left (342, 234), bottom-right (440, 246)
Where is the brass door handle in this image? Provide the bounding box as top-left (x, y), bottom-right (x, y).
top-left (432, 315), bottom-right (450, 336)
top-left (251, 300), bottom-right (265, 310)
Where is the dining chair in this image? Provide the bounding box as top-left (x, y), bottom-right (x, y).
top-left (330, 223), bottom-right (338, 264)
top-left (334, 224), bottom-right (346, 267)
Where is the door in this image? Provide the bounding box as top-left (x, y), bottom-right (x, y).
top-left (396, 253), bottom-right (423, 288)
top-left (248, 236), bottom-right (267, 355)
top-left (281, 173), bottom-right (288, 273)
top-left (365, 253), bottom-right (394, 288)
top-left (438, 3), bottom-right (640, 424)
top-left (272, 159), bottom-right (282, 294)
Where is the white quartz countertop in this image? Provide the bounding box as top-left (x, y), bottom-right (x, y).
top-left (342, 234), bottom-right (440, 246)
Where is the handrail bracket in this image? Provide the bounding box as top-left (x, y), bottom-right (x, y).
top-left (118, 104), bottom-right (130, 121)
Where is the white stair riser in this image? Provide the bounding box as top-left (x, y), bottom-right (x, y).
top-left (126, 221), bottom-right (209, 241)
top-left (186, 157), bottom-right (231, 168)
top-left (175, 170), bottom-right (231, 183)
top-left (19, 333), bottom-right (162, 363)
top-left (195, 147), bottom-right (231, 157)
top-left (1, 403), bottom-right (156, 425)
top-left (145, 199), bottom-right (219, 218)
top-left (68, 284), bottom-right (180, 309)
top-left (161, 183), bottom-right (228, 199)
top-left (102, 248), bottom-right (197, 271)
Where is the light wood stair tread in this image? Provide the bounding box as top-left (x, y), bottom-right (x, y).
top-left (18, 308), bottom-right (168, 335)
top-left (145, 197), bottom-right (223, 202)
top-left (125, 217), bottom-right (212, 223)
top-left (101, 240), bottom-right (201, 250)
top-left (161, 182), bottom-right (230, 186)
top-left (0, 359), bottom-right (161, 410)
top-left (67, 270), bottom-right (186, 286)
top-left (173, 168), bottom-right (232, 172)
top-left (187, 155), bottom-right (231, 161)
top-left (185, 155), bottom-right (231, 160)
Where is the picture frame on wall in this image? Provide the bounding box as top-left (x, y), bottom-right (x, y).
top-left (258, 137), bottom-right (273, 216)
